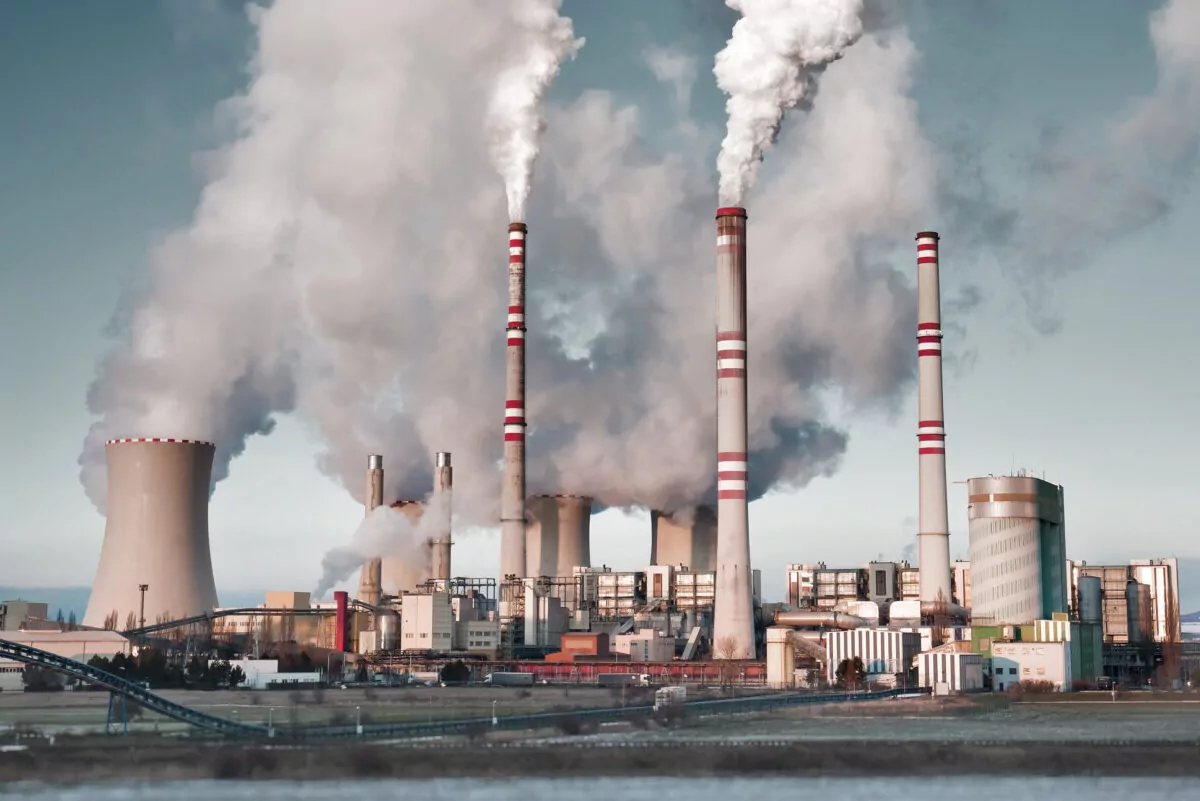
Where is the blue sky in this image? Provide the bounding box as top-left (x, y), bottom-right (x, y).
top-left (1, 0), bottom-right (1197, 609)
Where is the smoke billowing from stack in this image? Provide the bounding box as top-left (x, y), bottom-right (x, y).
top-left (915, 232), bottom-right (952, 604)
top-left (431, 451), bottom-right (453, 581)
top-left (83, 439), bottom-right (219, 628)
top-left (382, 500), bottom-right (427, 595)
top-left (500, 222), bottom-right (528, 580)
top-left (650, 505), bottom-right (717, 572)
top-left (713, 208), bottom-right (754, 660)
top-left (356, 454), bottom-right (385, 606)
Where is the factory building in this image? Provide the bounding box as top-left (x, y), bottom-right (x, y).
top-left (1069, 559), bottom-right (1180, 644)
top-left (0, 600), bottom-right (49, 632)
top-left (991, 641), bottom-right (1072, 692)
top-left (0, 630), bottom-right (132, 691)
top-left (967, 473), bottom-right (1068, 625)
top-left (951, 560), bottom-right (971, 608)
top-left (825, 629), bottom-right (921, 684)
top-left (918, 652), bottom-right (984, 694)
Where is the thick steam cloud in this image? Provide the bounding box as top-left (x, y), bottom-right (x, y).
top-left (715, 0), bottom-right (865, 207)
top-left (79, 0), bottom-right (935, 531)
top-left (486, 0), bottom-right (584, 222)
top-left (313, 496), bottom-right (448, 599)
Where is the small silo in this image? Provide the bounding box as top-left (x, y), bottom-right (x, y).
top-left (1077, 575), bottom-right (1102, 624)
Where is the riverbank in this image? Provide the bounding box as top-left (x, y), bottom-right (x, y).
top-left (3, 738), bottom-right (1200, 782)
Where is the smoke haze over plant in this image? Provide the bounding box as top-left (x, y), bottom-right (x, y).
top-left (76, 0), bottom-right (1200, 548)
top-left (714, 0), bottom-right (865, 207)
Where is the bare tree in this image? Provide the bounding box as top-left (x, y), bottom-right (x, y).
top-left (104, 610), bottom-right (119, 631)
top-left (124, 611), bottom-right (138, 631)
top-left (715, 636), bottom-right (740, 690)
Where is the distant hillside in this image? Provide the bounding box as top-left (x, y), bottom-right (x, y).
top-left (0, 587), bottom-right (269, 623)
top-left (1182, 610), bottom-right (1200, 623)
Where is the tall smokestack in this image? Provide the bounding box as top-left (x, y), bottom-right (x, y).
top-left (356, 453), bottom-right (384, 606)
top-left (713, 207), bottom-right (754, 660)
top-left (431, 451), bottom-right (453, 581)
top-left (500, 222), bottom-right (527, 582)
top-left (916, 232), bottom-right (952, 605)
top-left (83, 438), bottom-right (220, 628)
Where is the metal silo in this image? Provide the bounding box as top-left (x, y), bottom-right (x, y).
top-left (83, 438), bottom-right (219, 628)
top-left (1077, 575), bottom-right (1102, 624)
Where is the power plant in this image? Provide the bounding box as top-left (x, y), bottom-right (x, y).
top-left (64, 225), bottom-right (1188, 700)
top-left (83, 439), bottom-right (219, 629)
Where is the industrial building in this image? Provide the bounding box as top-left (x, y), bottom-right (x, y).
top-left (991, 641), bottom-right (1072, 692)
top-left (0, 600), bottom-right (49, 632)
top-left (1069, 559), bottom-right (1180, 644)
top-left (967, 473), bottom-right (1068, 625)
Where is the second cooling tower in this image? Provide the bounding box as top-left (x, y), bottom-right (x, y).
top-left (83, 438), bottom-right (219, 629)
top-left (525, 494), bottom-right (592, 578)
top-left (650, 506), bottom-right (717, 571)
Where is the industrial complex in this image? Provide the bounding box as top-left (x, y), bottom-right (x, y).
top-left (2, 222), bottom-right (1192, 701)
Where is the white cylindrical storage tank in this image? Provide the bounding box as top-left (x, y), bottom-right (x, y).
top-left (1077, 575), bottom-right (1102, 624)
top-left (83, 438), bottom-right (219, 628)
top-left (766, 627), bottom-right (796, 689)
top-left (378, 610), bottom-right (399, 651)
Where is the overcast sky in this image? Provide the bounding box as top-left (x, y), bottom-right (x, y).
top-left (1, 0), bottom-right (1197, 609)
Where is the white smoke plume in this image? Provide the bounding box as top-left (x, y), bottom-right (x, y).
top-left (714, 0), bottom-right (865, 207)
top-left (313, 492), bottom-right (451, 599)
top-left (940, 0), bottom-right (1200, 333)
top-left (486, 0), bottom-right (584, 222)
top-left (79, 0), bottom-right (937, 533)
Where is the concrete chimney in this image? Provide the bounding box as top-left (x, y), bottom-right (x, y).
top-left (431, 451), bottom-right (453, 581)
top-left (356, 453), bottom-right (385, 606)
top-left (500, 222), bottom-right (528, 582)
top-left (83, 438), bottom-right (220, 628)
top-left (713, 206), bottom-right (754, 660)
top-left (916, 231), bottom-right (952, 604)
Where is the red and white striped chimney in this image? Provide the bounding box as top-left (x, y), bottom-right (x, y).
top-left (500, 222), bottom-right (528, 581)
top-left (713, 206), bottom-right (754, 660)
top-left (916, 231), bottom-right (952, 605)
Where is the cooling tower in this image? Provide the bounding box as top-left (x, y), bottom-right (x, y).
top-left (430, 452), bottom-right (453, 581)
top-left (83, 438), bottom-right (219, 629)
top-left (381, 500), bottom-right (429, 596)
top-left (525, 495), bottom-right (592, 578)
top-left (650, 506), bottom-right (717, 571)
top-left (713, 207), bottom-right (754, 660)
top-left (915, 232), bottom-right (953, 605)
top-left (500, 222), bottom-right (528, 581)
top-left (356, 454), bottom-right (385, 606)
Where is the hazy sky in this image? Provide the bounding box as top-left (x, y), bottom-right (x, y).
top-left (1, 0), bottom-right (1197, 608)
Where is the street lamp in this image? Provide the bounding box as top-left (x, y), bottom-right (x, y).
top-left (492, 699), bottom-right (498, 726)
top-left (356, 705), bottom-right (362, 736)
top-left (268, 707), bottom-right (274, 738)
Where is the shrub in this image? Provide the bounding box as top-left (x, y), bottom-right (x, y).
top-left (557, 715), bottom-right (583, 735)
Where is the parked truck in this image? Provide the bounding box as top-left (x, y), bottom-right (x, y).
top-left (654, 685), bottom-right (686, 710)
top-left (483, 672), bottom-right (535, 687)
top-left (597, 672), bottom-right (651, 687)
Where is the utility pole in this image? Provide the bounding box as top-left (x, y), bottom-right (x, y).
top-left (138, 584), bottom-right (149, 650)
